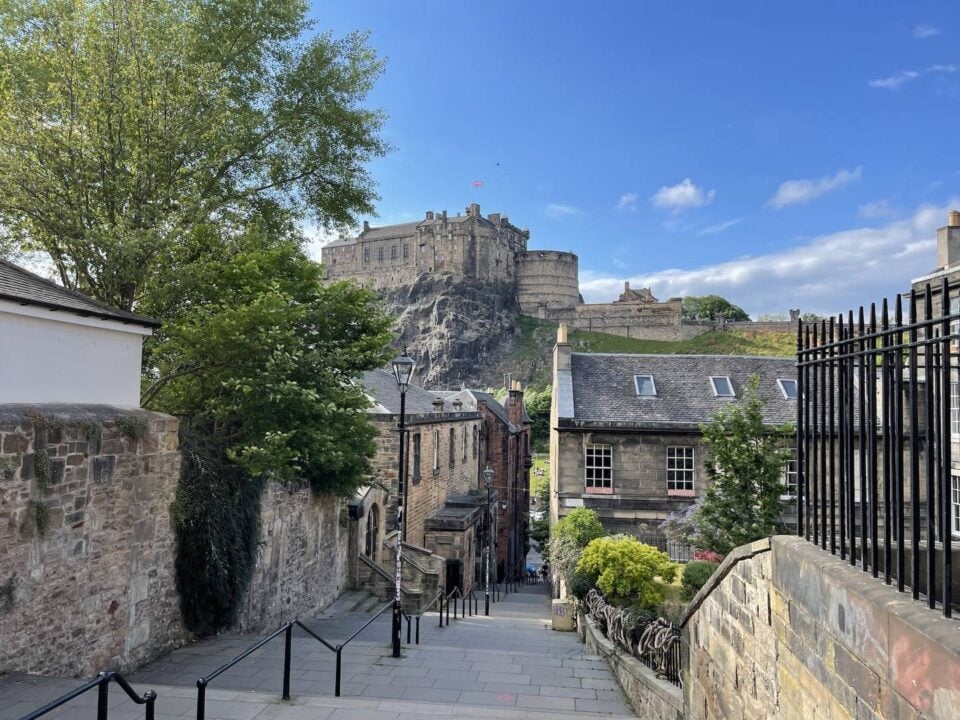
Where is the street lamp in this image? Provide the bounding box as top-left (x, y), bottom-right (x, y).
top-left (391, 349), bottom-right (415, 658)
top-left (483, 464), bottom-right (494, 616)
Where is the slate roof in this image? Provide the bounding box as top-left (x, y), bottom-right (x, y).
top-left (360, 369), bottom-right (455, 415)
top-left (566, 353), bottom-right (796, 428)
top-left (0, 260), bottom-right (159, 327)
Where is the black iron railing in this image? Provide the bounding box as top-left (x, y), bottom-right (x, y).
top-left (194, 604), bottom-right (391, 719)
top-left (19, 671), bottom-right (156, 720)
top-left (634, 531), bottom-right (693, 563)
top-left (798, 278), bottom-right (959, 617)
top-left (637, 619), bottom-right (682, 687)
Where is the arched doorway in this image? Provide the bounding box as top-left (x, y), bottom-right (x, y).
top-left (365, 504), bottom-right (380, 561)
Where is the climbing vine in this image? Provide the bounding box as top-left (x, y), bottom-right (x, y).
top-left (171, 421), bottom-right (265, 634)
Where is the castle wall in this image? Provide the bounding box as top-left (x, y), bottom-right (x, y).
top-left (516, 251), bottom-right (580, 313)
top-left (543, 299), bottom-right (705, 341)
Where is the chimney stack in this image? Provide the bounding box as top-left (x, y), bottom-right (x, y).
top-left (362, 221), bottom-right (370, 233)
top-left (468, 203), bottom-right (481, 218)
top-left (507, 381), bottom-right (524, 425)
top-left (624, 281), bottom-right (630, 293)
top-left (432, 398), bottom-right (444, 411)
top-left (426, 211), bottom-right (434, 220)
top-left (937, 210), bottom-right (960, 269)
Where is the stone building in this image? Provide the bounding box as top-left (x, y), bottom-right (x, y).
top-left (321, 204), bottom-right (690, 341)
top-left (549, 325), bottom-right (797, 544)
top-left (349, 370), bottom-right (484, 599)
top-left (443, 384), bottom-right (533, 582)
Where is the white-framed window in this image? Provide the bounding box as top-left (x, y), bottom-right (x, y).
top-left (432, 429), bottom-right (440, 472)
top-left (585, 444), bottom-right (613, 494)
top-left (950, 296), bottom-right (960, 343)
top-left (952, 382), bottom-right (960, 439)
top-left (634, 375), bottom-right (657, 397)
top-left (667, 447), bottom-right (695, 495)
top-left (710, 376), bottom-right (735, 397)
top-left (778, 378), bottom-right (799, 400)
top-left (953, 474), bottom-right (960, 538)
top-left (781, 456), bottom-right (798, 499)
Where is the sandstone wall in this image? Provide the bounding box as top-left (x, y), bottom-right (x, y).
top-left (516, 251), bottom-right (580, 312)
top-left (0, 405), bottom-right (187, 676)
top-left (542, 299), bottom-right (704, 342)
top-left (683, 535), bottom-right (960, 720)
top-left (236, 485), bottom-right (349, 633)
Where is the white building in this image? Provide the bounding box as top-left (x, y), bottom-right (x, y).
top-left (0, 260), bottom-right (157, 405)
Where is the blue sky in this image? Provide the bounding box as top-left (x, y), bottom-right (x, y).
top-left (309, 1), bottom-right (960, 317)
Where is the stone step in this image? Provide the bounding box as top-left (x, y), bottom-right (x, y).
top-left (142, 685), bottom-right (639, 720)
top-left (320, 590), bottom-right (370, 617)
top-left (357, 592), bottom-right (383, 614)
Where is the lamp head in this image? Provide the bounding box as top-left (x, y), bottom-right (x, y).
top-left (391, 348), bottom-right (415, 391)
top-left (482, 464), bottom-right (494, 488)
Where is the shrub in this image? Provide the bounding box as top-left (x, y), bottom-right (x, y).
top-left (576, 535), bottom-right (678, 608)
top-left (681, 561), bottom-right (720, 600)
top-left (693, 548), bottom-right (724, 564)
top-left (552, 508), bottom-right (604, 548)
top-left (569, 571), bottom-right (595, 600)
top-left (547, 533), bottom-right (583, 587)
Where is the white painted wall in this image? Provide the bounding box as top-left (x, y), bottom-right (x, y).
top-left (0, 301), bottom-right (151, 405)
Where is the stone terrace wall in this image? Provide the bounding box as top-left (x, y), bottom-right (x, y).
top-left (682, 535), bottom-right (960, 720)
top-left (236, 485), bottom-right (349, 632)
top-left (0, 405), bottom-right (187, 676)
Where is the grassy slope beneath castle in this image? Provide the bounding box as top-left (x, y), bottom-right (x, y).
top-left (509, 315), bottom-right (795, 388)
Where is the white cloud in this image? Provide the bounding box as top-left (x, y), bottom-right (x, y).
top-left (913, 24), bottom-right (940, 39)
top-left (869, 64), bottom-right (957, 90)
top-left (650, 178), bottom-right (716, 213)
top-left (302, 223), bottom-right (349, 262)
top-left (858, 200), bottom-right (897, 220)
top-left (767, 167), bottom-right (862, 209)
top-left (545, 203), bottom-right (581, 218)
top-left (617, 192), bottom-right (638, 211)
top-left (699, 218), bottom-right (742, 236)
top-left (579, 201), bottom-right (954, 317)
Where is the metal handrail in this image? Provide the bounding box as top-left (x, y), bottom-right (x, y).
top-left (402, 589), bottom-right (445, 640)
top-left (195, 602), bottom-right (393, 719)
top-left (20, 671), bottom-right (157, 720)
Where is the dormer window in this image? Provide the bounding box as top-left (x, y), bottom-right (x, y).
top-left (777, 378), bottom-right (798, 400)
top-left (634, 375), bottom-right (657, 397)
top-left (710, 376), bottom-right (735, 397)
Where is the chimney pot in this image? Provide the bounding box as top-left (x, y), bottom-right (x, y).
top-left (949, 210), bottom-right (960, 227)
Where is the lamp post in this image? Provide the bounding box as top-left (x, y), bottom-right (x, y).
top-left (391, 349), bottom-right (415, 659)
top-left (483, 464), bottom-right (494, 616)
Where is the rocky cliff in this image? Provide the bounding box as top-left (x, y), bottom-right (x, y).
top-left (380, 273), bottom-right (529, 389)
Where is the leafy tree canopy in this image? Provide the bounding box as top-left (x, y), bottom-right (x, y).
top-left (692, 376), bottom-right (794, 554)
top-left (682, 295), bottom-right (751, 322)
top-left (552, 507), bottom-right (604, 548)
top-left (524, 385), bottom-right (551, 452)
top-left (0, 0), bottom-right (388, 311)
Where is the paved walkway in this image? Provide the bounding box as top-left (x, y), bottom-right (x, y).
top-left (1, 585), bottom-right (635, 720)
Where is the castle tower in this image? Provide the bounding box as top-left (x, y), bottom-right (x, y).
top-left (516, 251), bottom-right (580, 315)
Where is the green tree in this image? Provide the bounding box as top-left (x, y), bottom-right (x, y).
top-left (693, 377), bottom-right (794, 554)
top-left (576, 535), bottom-right (677, 608)
top-left (552, 507), bottom-right (604, 547)
top-left (0, 0), bottom-right (387, 310)
top-left (524, 385), bottom-right (551, 452)
top-left (682, 295), bottom-right (751, 322)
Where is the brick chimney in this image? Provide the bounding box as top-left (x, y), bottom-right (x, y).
top-left (937, 210), bottom-right (960, 269)
top-left (507, 381), bottom-right (524, 426)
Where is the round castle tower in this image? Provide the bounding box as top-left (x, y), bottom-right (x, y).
top-left (516, 250), bottom-right (580, 315)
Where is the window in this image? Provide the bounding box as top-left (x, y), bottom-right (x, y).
top-left (403, 244), bottom-right (409, 259)
top-left (634, 375), bottom-right (657, 396)
top-left (473, 425), bottom-right (479, 458)
top-left (449, 428), bottom-right (456, 467)
top-left (433, 430), bottom-right (440, 472)
top-left (950, 296), bottom-right (960, 342)
top-left (462, 426), bottom-right (467, 460)
top-left (953, 474), bottom-right (960, 537)
top-left (585, 444), bottom-right (613, 494)
top-left (378, 247), bottom-right (384, 262)
top-left (952, 382), bottom-right (960, 439)
top-left (782, 456), bottom-right (798, 498)
top-left (710, 376), bottom-right (735, 397)
top-left (391, 245), bottom-right (398, 260)
top-left (667, 447), bottom-right (695, 495)
top-left (363, 247), bottom-right (370, 263)
top-left (412, 433), bottom-right (421, 483)
top-left (777, 378), bottom-right (798, 400)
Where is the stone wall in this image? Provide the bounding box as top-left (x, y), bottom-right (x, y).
top-left (579, 613), bottom-right (683, 720)
top-left (516, 251), bottom-right (580, 312)
top-left (682, 535), bottom-right (960, 720)
top-left (0, 405), bottom-right (187, 676)
top-left (542, 299), bottom-right (701, 342)
top-left (236, 484), bottom-right (349, 633)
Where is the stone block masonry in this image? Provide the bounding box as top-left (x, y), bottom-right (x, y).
top-left (0, 405), bottom-right (352, 677)
top-left (0, 405), bottom-right (188, 676)
top-left (682, 535), bottom-right (960, 720)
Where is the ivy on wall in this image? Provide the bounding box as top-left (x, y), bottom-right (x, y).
top-left (171, 422), bottom-right (265, 634)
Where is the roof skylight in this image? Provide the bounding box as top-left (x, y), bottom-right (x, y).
top-left (634, 375), bottom-right (657, 397)
top-left (710, 376), bottom-right (735, 397)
